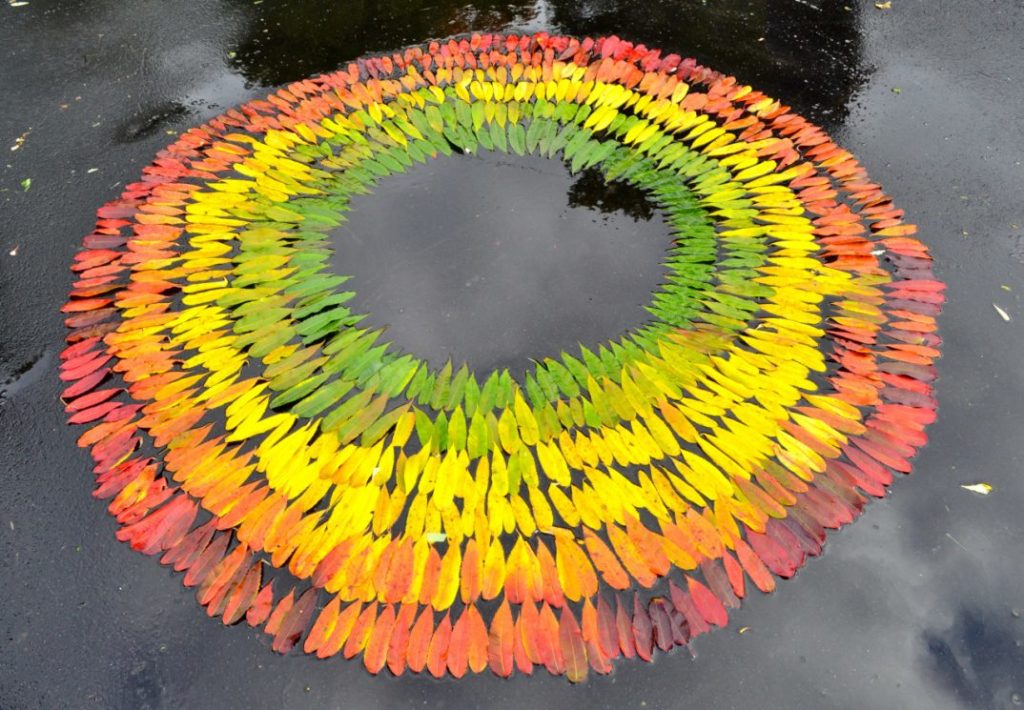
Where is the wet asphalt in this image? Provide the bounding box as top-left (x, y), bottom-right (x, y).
top-left (2, 1), bottom-right (1023, 708)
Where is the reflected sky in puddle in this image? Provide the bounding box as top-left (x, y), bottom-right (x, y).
top-left (332, 151), bottom-right (671, 376)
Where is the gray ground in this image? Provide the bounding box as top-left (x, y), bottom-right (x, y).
top-left (1, 1), bottom-right (1023, 708)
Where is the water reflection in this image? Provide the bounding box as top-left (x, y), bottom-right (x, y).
top-left (226, 0), bottom-right (543, 87)
top-left (330, 151), bottom-right (671, 376)
top-left (568, 167), bottom-right (656, 222)
top-left (547, 0), bottom-right (866, 127)
top-left (226, 0), bottom-right (865, 128)
top-left (923, 606), bottom-right (1024, 709)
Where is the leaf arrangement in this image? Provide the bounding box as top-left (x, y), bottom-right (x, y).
top-left (60, 33), bottom-right (944, 682)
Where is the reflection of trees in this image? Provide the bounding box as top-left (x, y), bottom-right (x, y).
top-left (567, 168), bottom-right (656, 222)
top-left (226, 0), bottom-right (540, 87)
top-left (228, 0), bottom-right (864, 128)
top-left (546, 0), bottom-right (865, 129)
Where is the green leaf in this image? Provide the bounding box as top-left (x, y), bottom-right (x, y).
top-left (508, 122), bottom-right (526, 155)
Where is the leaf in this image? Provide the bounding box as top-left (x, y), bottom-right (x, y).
top-left (386, 603), bottom-right (417, 676)
top-left (583, 528), bottom-right (631, 589)
top-left (488, 600), bottom-right (515, 677)
top-left (406, 607), bottom-right (434, 673)
top-left (508, 122), bottom-right (527, 155)
top-left (363, 603), bottom-right (396, 673)
top-left (448, 610), bottom-right (471, 676)
top-left (343, 601), bottom-right (378, 659)
top-left (559, 607), bottom-right (589, 683)
top-left (465, 604), bottom-right (489, 674)
top-left (272, 588), bottom-right (318, 654)
top-left (686, 576), bottom-right (728, 627)
top-left (631, 593), bottom-right (654, 662)
top-left (960, 482), bottom-right (993, 495)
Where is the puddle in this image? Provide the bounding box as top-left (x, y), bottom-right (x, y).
top-left (332, 151), bottom-right (672, 376)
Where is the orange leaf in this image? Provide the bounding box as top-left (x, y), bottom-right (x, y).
top-left (223, 563), bottom-right (262, 626)
top-left (734, 538), bottom-right (775, 593)
top-left (363, 603), bottom-right (397, 673)
top-left (343, 601), bottom-right (378, 659)
top-left (447, 607), bottom-right (470, 678)
top-left (559, 608), bottom-right (588, 683)
top-left (386, 603), bottom-right (417, 676)
top-left (488, 600), bottom-right (515, 678)
top-left (303, 596), bottom-right (341, 654)
top-left (465, 604), bottom-right (489, 674)
top-left (539, 603), bottom-right (565, 675)
top-left (606, 523), bottom-right (657, 588)
top-left (417, 546), bottom-right (442, 606)
top-left (383, 537), bottom-right (414, 603)
top-left (406, 607), bottom-right (434, 673)
top-left (512, 611), bottom-right (534, 675)
top-left (535, 541), bottom-right (565, 608)
top-left (460, 538), bottom-right (482, 604)
top-left (581, 598), bottom-right (613, 674)
top-left (427, 613), bottom-right (452, 678)
top-left (317, 601), bottom-right (362, 659)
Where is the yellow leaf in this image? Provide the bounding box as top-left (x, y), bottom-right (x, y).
top-left (960, 482), bottom-right (992, 495)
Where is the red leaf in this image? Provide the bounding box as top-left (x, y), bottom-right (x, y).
top-left (223, 563), bottom-right (262, 626)
top-left (669, 580), bottom-right (709, 638)
top-left (559, 607), bottom-right (588, 683)
top-left (647, 599), bottom-right (673, 652)
top-left (687, 577), bottom-right (729, 627)
top-left (246, 581), bottom-right (275, 627)
top-left (595, 595), bottom-right (620, 660)
top-left (182, 533), bottom-right (229, 587)
top-left (538, 602), bottom-right (565, 675)
top-left (700, 559), bottom-right (740, 609)
top-left (272, 588), bottom-right (317, 654)
top-left (61, 368), bottom-right (111, 400)
top-left (65, 387), bottom-right (121, 413)
top-left (631, 593), bottom-right (654, 662)
top-left (68, 401), bottom-right (122, 424)
top-left (745, 530), bottom-right (800, 578)
top-left (614, 595), bottom-right (636, 659)
top-left (264, 590), bottom-right (294, 637)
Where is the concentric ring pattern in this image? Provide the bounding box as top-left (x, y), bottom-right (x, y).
top-left (60, 33), bottom-right (944, 681)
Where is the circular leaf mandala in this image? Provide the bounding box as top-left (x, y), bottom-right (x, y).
top-left (61, 33), bottom-right (944, 681)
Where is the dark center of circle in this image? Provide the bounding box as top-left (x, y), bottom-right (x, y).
top-left (328, 151), bottom-right (673, 377)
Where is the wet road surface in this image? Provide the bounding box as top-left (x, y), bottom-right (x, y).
top-left (2, 1), bottom-right (1023, 708)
